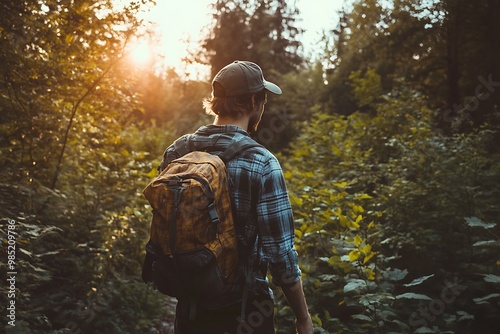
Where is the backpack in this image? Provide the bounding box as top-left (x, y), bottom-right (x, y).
top-left (141, 135), bottom-right (261, 309)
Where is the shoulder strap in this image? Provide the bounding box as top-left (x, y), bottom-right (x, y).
top-left (172, 134), bottom-right (192, 158)
top-left (159, 135), bottom-right (192, 171)
top-left (167, 135), bottom-right (263, 167)
top-left (219, 136), bottom-right (263, 164)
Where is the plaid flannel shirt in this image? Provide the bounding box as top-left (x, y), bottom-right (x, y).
top-left (160, 125), bottom-right (301, 297)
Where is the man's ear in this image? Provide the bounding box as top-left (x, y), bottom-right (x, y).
top-left (251, 94), bottom-right (256, 108)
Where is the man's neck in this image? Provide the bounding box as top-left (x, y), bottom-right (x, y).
top-left (213, 115), bottom-right (249, 132)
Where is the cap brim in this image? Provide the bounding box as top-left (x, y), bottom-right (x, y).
top-left (264, 80), bottom-right (282, 95)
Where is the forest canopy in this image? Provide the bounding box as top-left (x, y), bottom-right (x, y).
top-left (1, 0), bottom-right (499, 333)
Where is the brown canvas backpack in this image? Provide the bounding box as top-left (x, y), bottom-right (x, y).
top-left (142, 135), bottom-right (261, 309)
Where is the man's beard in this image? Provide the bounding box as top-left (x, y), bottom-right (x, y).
top-left (248, 112), bottom-right (262, 134)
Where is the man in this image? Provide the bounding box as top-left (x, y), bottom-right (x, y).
top-left (160, 60), bottom-right (313, 334)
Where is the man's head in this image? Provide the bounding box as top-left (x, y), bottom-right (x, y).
top-left (203, 61), bottom-right (282, 132)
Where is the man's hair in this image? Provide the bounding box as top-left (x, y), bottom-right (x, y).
top-left (203, 83), bottom-right (267, 118)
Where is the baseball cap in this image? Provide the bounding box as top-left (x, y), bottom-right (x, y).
top-left (212, 60), bottom-right (282, 97)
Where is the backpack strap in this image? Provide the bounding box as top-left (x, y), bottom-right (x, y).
top-left (173, 134), bottom-right (193, 158)
top-left (162, 135), bottom-right (262, 170)
top-left (219, 136), bottom-right (263, 163)
top-left (239, 227), bottom-right (260, 321)
top-left (158, 135), bottom-right (192, 171)
top-left (167, 177), bottom-right (188, 255)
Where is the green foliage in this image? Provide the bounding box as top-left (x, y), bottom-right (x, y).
top-left (135, 69), bottom-right (212, 134)
top-left (0, 0), bottom-right (151, 189)
top-left (1, 121), bottom-right (176, 333)
top-left (349, 69), bottom-right (382, 108)
top-left (254, 62), bottom-right (327, 151)
top-left (279, 72), bottom-right (500, 332)
top-left (0, 1), bottom-right (179, 332)
top-left (320, 0), bottom-right (500, 129)
top-left (1, 1), bottom-right (499, 333)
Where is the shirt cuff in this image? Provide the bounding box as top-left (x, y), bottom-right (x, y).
top-left (269, 248), bottom-right (302, 287)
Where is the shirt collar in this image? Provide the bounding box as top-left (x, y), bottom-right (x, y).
top-left (195, 124), bottom-right (249, 136)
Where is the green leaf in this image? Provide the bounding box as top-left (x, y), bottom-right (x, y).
top-left (481, 274), bottom-right (500, 284)
top-left (333, 181), bottom-right (349, 188)
top-left (344, 279), bottom-right (367, 294)
top-left (18, 248), bottom-right (34, 258)
top-left (311, 313), bottom-right (322, 327)
top-left (378, 310), bottom-right (398, 320)
top-left (384, 268), bottom-right (408, 282)
top-left (473, 240), bottom-right (500, 247)
top-left (318, 274), bottom-right (339, 282)
top-left (390, 319), bottom-right (410, 330)
top-left (363, 250), bottom-right (377, 264)
top-left (351, 314), bottom-right (372, 322)
top-left (27, 262), bottom-right (52, 282)
top-left (464, 216), bottom-right (496, 229)
top-left (414, 328), bottom-right (434, 333)
top-left (473, 293), bottom-right (500, 304)
top-left (295, 229), bottom-right (303, 238)
top-left (359, 293), bottom-right (382, 305)
top-left (456, 310), bottom-right (474, 321)
top-left (146, 167), bottom-right (158, 179)
top-left (403, 274), bottom-right (434, 287)
top-left (354, 193), bottom-right (372, 200)
top-left (365, 268), bottom-right (376, 280)
top-left (353, 235), bottom-right (363, 246)
top-left (348, 250), bottom-right (361, 262)
top-left (395, 293), bottom-right (432, 300)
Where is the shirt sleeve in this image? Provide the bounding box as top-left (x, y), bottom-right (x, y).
top-left (256, 156), bottom-right (301, 287)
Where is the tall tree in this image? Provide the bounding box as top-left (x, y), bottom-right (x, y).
top-left (247, 0), bottom-right (303, 76)
top-left (322, 0), bottom-right (388, 115)
top-left (201, 0), bottom-right (252, 78)
top-left (201, 0), bottom-right (303, 78)
top-left (320, 0), bottom-right (500, 130)
top-left (439, 0), bottom-right (500, 128)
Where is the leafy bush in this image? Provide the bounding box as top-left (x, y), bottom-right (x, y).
top-left (277, 71), bottom-right (500, 333)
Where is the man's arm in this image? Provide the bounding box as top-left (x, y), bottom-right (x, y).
top-left (256, 157), bottom-right (313, 333)
top-left (281, 278), bottom-right (314, 334)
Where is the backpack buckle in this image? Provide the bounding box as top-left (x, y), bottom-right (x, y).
top-left (207, 202), bottom-right (220, 225)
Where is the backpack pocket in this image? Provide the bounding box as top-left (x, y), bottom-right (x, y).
top-left (145, 240), bottom-right (225, 299)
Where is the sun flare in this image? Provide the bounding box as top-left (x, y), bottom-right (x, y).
top-left (127, 40), bottom-right (153, 67)
top-left (114, 0), bottom-right (212, 79)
